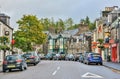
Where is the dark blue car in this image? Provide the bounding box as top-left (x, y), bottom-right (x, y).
top-left (83, 52), bottom-right (103, 65)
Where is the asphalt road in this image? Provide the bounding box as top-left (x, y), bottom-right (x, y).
top-left (0, 60), bottom-right (120, 79)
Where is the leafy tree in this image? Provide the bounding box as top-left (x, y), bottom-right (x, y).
top-left (89, 22), bottom-right (96, 30)
top-left (67, 24), bottom-right (79, 30)
top-left (65, 18), bottom-right (73, 29)
top-left (55, 19), bottom-right (65, 34)
top-left (14, 15), bottom-right (47, 52)
top-left (0, 36), bottom-right (9, 45)
top-left (0, 36), bottom-right (10, 51)
top-left (80, 19), bottom-right (85, 24)
top-left (85, 16), bottom-right (90, 25)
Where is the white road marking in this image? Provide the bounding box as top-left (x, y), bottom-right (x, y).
top-left (52, 70), bottom-right (57, 75)
top-left (57, 66), bottom-right (60, 70)
top-left (82, 72), bottom-right (103, 78)
top-left (52, 66), bottom-right (60, 76)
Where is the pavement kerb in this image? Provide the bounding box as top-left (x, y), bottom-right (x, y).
top-left (103, 64), bottom-right (120, 73)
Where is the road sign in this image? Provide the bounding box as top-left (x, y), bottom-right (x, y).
top-left (82, 72), bottom-right (103, 78)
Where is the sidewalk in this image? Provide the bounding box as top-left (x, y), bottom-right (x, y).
top-left (103, 62), bottom-right (120, 71)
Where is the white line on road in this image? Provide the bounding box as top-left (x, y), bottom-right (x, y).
top-left (52, 66), bottom-right (60, 76)
top-left (52, 70), bottom-right (57, 75)
top-left (57, 66), bottom-right (60, 70)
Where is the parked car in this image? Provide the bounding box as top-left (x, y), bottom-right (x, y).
top-left (79, 54), bottom-right (84, 63)
top-left (39, 53), bottom-right (45, 60)
top-left (2, 54), bottom-right (27, 72)
top-left (45, 52), bottom-right (56, 60)
top-left (74, 53), bottom-right (82, 61)
top-left (83, 52), bottom-right (103, 65)
top-left (53, 53), bottom-right (61, 60)
top-left (65, 54), bottom-right (75, 61)
top-left (23, 52), bottom-right (40, 65)
top-left (58, 52), bottom-right (66, 60)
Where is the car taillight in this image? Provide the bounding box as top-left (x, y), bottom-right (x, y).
top-left (3, 61), bottom-right (7, 65)
top-left (30, 56), bottom-right (36, 58)
top-left (16, 60), bottom-right (22, 62)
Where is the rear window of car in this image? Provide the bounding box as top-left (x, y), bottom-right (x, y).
top-left (91, 53), bottom-right (100, 57)
top-left (59, 52), bottom-right (65, 54)
top-left (6, 55), bottom-right (18, 60)
top-left (23, 53), bottom-right (32, 57)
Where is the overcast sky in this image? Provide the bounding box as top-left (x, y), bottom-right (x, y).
top-left (0, 0), bottom-right (120, 30)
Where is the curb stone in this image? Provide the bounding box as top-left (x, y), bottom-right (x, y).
top-left (103, 65), bottom-right (120, 73)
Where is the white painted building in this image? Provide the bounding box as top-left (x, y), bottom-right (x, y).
top-left (0, 13), bottom-right (13, 65)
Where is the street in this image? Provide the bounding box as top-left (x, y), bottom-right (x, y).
top-left (0, 60), bottom-right (120, 79)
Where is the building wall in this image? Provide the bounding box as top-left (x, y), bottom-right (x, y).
top-left (0, 22), bottom-right (13, 43)
top-left (0, 21), bottom-right (13, 65)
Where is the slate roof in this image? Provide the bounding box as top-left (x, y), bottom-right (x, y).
top-left (0, 20), bottom-right (13, 30)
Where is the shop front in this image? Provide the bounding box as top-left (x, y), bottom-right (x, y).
top-left (111, 43), bottom-right (117, 62)
top-left (104, 43), bottom-right (110, 61)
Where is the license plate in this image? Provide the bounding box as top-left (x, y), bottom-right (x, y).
top-left (8, 65), bottom-right (15, 68)
top-left (93, 57), bottom-right (99, 59)
top-left (26, 60), bottom-right (30, 62)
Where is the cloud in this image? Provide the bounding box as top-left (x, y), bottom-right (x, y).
top-left (0, 0), bottom-right (120, 30)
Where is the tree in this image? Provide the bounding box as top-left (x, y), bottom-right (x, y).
top-left (65, 18), bottom-right (73, 30)
top-left (89, 22), bottom-right (96, 30)
top-left (85, 16), bottom-right (90, 25)
top-left (14, 15), bottom-right (47, 52)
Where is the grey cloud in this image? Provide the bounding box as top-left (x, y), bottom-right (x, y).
top-left (0, 0), bottom-right (120, 30)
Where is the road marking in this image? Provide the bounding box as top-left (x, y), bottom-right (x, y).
top-left (82, 72), bottom-right (103, 78)
top-left (57, 66), bottom-right (60, 70)
top-left (52, 70), bottom-right (57, 75)
top-left (52, 66), bottom-right (60, 76)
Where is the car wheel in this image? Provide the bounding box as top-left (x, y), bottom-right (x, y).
top-left (24, 66), bottom-right (27, 70)
top-left (83, 60), bottom-right (86, 64)
top-left (100, 62), bottom-right (103, 65)
top-left (3, 69), bottom-right (6, 72)
top-left (9, 69), bottom-right (12, 72)
top-left (25, 67), bottom-right (27, 70)
top-left (81, 61), bottom-right (83, 63)
top-left (34, 63), bottom-right (36, 66)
